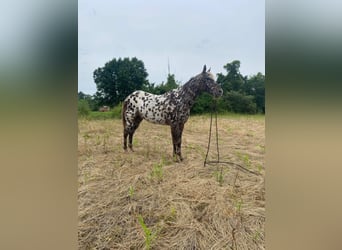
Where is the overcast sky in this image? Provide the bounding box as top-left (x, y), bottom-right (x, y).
top-left (78, 0), bottom-right (264, 95)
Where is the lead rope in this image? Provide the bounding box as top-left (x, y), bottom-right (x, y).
top-left (214, 101), bottom-right (219, 162)
top-left (204, 99), bottom-right (219, 166)
top-left (203, 99), bottom-right (260, 176)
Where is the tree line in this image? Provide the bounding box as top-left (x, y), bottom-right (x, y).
top-left (78, 57), bottom-right (264, 115)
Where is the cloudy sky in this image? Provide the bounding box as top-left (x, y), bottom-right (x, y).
top-left (78, 0), bottom-right (264, 94)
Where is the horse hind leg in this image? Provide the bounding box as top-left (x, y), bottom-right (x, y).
top-left (123, 125), bottom-right (135, 152)
top-left (171, 123), bottom-right (184, 162)
top-left (128, 115), bottom-right (143, 151)
top-left (123, 130), bottom-right (129, 151)
top-left (128, 133), bottom-right (134, 151)
top-left (122, 101), bottom-right (130, 151)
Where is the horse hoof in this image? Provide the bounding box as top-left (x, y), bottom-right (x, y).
top-left (173, 155), bottom-right (183, 162)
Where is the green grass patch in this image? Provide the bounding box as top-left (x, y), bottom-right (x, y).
top-left (150, 160), bottom-right (164, 182)
top-left (138, 215), bottom-right (157, 250)
top-left (82, 103), bottom-right (122, 120)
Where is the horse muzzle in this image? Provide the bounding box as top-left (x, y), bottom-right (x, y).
top-left (213, 88), bottom-right (223, 98)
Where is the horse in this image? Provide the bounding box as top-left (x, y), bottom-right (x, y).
top-left (122, 65), bottom-right (223, 161)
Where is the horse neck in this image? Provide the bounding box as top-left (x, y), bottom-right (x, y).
top-left (177, 79), bottom-right (204, 108)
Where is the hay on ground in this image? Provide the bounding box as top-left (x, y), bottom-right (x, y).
top-left (78, 116), bottom-right (265, 249)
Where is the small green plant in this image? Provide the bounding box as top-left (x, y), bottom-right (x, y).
top-left (252, 230), bottom-right (262, 242)
top-left (144, 143), bottom-right (151, 158)
top-left (84, 172), bottom-right (90, 184)
top-left (128, 185), bottom-right (134, 199)
top-left (234, 198), bottom-right (243, 214)
top-left (95, 134), bottom-right (101, 145)
top-left (242, 154), bottom-right (251, 168)
top-left (82, 134), bottom-right (91, 155)
top-left (138, 215), bottom-right (157, 250)
top-left (258, 144), bottom-right (265, 153)
top-left (133, 138), bottom-right (138, 147)
top-left (161, 154), bottom-right (172, 166)
top-left (83, 133), bottom-right (90, 144)
top-left (256, 164), bottom-right (263, 173)
top-left (103, 133), bottom-right (110, 153)
top-left (170, 206), bottom-right (177, 219)
top-left (170, 206), bottom-right (177, 220)
top-left (187, 143), bottom-right (206, 158)
top-left (213, 169), bottom-right (224, 186)
top-left (236, 152), bottom-right (252, 169)
top-left (165, 206), bottom-right (177, 224)
top-left (150, 160), bottom-right (164, 182)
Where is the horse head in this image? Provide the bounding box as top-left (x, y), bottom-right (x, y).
top-left (200, 65), bottom-right (223, 98)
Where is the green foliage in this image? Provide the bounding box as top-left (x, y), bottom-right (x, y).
top-left (241, 154), bottom-right (252, 169)
top-left (78, 99), bottom-right (90, 117)
top-left (152, 74), bottom-right (179, 95)
top-left (170, 206), bottom-right (177, 219)
top-left (78, 91), bottom-right (88, 100)
top-left (150, 160), bottom-right (164, 182)
top-left (93, 57), bottom-right (148, 106)
top-left (83, 103), bottom-right (122, 120)
top-left (81, 58), bottom-right (264, 115)
top-left (111, 103), bottom-right (122, 119)
top-left (252, 230), bottom-right (262, 241)
top-left (138, 215), bottom-right (157, 250)
top-left (223, 91), bottom-right (257, 114)
top-left (213, 169), bottom-right (225, 186)
top-left (216, 60), bottom-right (264, 114)
top-left (87, 111), bottom-right (113, 120)
top-left (234, 198), bottom-right (243, 213)
top-left (256, 164), bottom-right (263, 173)
top-left (78, 91), bottom-right (99, 111)
top-left (128, 185), bottom-right (134, 199)
top-left (245, 72), bottom-right (265, 113)
top-left (191, 60), bottom-right (264, 114)
top-left (191, 93), bottom-right (213, 114)
top-left (217, 60), bottom-right (245, 92)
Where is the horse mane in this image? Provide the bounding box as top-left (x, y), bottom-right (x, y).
top-left (179, 70), bottom-right (214, 96)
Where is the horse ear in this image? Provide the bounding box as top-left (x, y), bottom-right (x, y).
top-left (202, 65), bottom-right (207, 73)
top-left (208, 67), bottom-right (211, 72)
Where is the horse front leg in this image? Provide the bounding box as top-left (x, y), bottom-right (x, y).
top-left (123, 130), bottom-right (128, 151)
top-left (128, 132), bottom-right (134, 151)
top-left (171, 123), bottom-right (184, 161)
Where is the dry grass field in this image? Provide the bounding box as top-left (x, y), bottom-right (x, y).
top-left (78, 115), bottom-right (265, 249)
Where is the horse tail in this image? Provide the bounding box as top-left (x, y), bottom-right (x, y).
top-left (122, 100), bottom-right (128, 129)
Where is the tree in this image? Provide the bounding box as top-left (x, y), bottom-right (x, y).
top-left (78, 99), bottom-right (90, 117)
top-left (213, 60), bottom-right (265, 114)
top-left (217, 60), bottom-right (245, 93)
top-left (153, 74), bottom-right (179, 95)
top-left (223, 91), bottom-right (257, 114)
top-left (93, 57), bottom-right (148, 106)
top-left (78, 91), bottom-right (88, 100)
top-left (191, 93), bottom-right (213, 114)
top-left (244, 73), bottom-right (265, 113)
top-left (78, 91), bottom-right (99, 111)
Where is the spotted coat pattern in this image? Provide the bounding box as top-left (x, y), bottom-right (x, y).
top-left (122, 65), bottom-right (223, 161)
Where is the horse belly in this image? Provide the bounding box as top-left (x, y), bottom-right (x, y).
top-left (142, 107), bottom-right (168, 125)
top-left (133, 91), bottom-right (170, 125)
